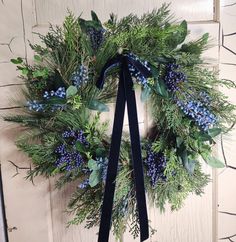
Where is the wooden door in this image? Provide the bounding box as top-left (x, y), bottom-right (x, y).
top-left (0, 1), bottom-right (234, 242)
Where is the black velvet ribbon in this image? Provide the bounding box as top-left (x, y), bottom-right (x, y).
top-left (96, 54), bottom-right (152, 242)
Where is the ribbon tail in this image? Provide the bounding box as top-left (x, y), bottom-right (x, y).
top-left (122, 57), bottom-right (149, 241)
top-left (98, 70), bottom-right (126, 242)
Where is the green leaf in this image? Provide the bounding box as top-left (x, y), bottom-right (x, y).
top-left (184, 159), bottom-right (196, 174)
top-left (21, 68), bottom-right (29, 76)
top-left (88, 100), bottom-right (109, 112)
top-left (198, 132), bottom-right (212, 142)
top-left (155, 56), bottom-right (170, 64)
top-left (141, 86), bottom-right (151, 102)
top-left (176, 137), bottom-right (183, 148)
top-left (207, 156), bottom-right (225, 168)
top-left (95, 147), bottom-right (106, 157)
top-left (201, 154), bottom-right (225, 168)
top-left (201, 33), bottom-right (209, 44)
top-left (46, 96), bottom-right (66, 105)
top-left (88, 159), bottom-right (100, 171)
top-left (32, 68), bottom-right (49, 78)
top-left (178, 20), bottom-right (188, 43)
top-left (156, 79), bottom-right (168, 97)
top-left (66, 86), bottom-right (78, 98)
top-left (208, 128), bottom-right (222, 138)
top-left (75, 141), bottom-right (86, 153)
top-left (11, 57), bottom-right (23, 64)
top-left (89, 170), bottom-right (101, 187)
top-left (91, 11), bottom-right (100, 24)
top-left (34, 55), bottom-right (42, 62)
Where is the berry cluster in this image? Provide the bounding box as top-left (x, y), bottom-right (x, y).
top-left (55, 144), bottom-right (84, 171)
top-left (71, 65), bottom-right (89, 88)
top-left (164, 63), bottom-right (187, 92)
top-left (43, 87), bottom-right (66, 99)
top-left (27, 87), bottom-right (66, 112)
top-left (62, 129), bottom-right (89, 146)
top-left (54, 129), bottom-right (89, 171)
top-left (87, 27), bottom-right (105, 51)
top-left (96, 157), bottom-right (108, 182)
top-left (198, 91), bottom-right (211, 105)
top-left (144, 145), bottom-right (167, 187)
top-left (79, 179), bottom-right (89, 189)
top-left (176, 98), bottom-right (217, 131)
top-left (27, 100), bottom-right (44, 112)
top-left (127, 53), bottom-right (151, 87)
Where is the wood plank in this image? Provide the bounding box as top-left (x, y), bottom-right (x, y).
top-left (35, 0), bottom-right (215, 25)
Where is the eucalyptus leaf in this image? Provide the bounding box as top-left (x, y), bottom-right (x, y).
top-left (201, 154), bottom-right (225, 168)
top-left (176, 137), bottom-right (184, 148)
top-left (89, 170), bottom-right (101, 187)
top-left (66, 86), bottom-right (78, 98)
top-left (198, 132), bottom-right (212, 142)
top-left (207, 156), bottom-right (225, 168)
top-left (141, 87), bottom-right (151, 102)
top-left (208, 128), bottom-right (222, 138)
top-left (88, 159), bottom-right (100, 171)
top-left (184, 159), bottom-right (196, 174)
top-left (88, 100), bottom-right (109, 112)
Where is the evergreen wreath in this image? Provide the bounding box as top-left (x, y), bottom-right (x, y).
top-left (5, 4), bottom-right (236, 239)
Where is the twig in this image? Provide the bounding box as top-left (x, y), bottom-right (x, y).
top-left (0, 106), bottom-right (24, 111)
top-left (220, 134), bottom-right (236, 170)
top-left (220, 233), bottom-right (236, 241)
top-left (8, 160), bottom-right (31, 177)
top-left (0, 83), bottom-right (25, 88)
top-left (221, 63), bottom-right (236, 66)
top-left (219, 211), bottom-right (236, 216)
top-left (222, 29), bottom-right (236, 56)
top-left (222, 2), bottom-right (236, 7)
top-left (224, 32), bottom-right (236, 37)
top-left (0, 37), bottom-right (15, 53)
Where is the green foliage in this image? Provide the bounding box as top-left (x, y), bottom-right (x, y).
top-left (66, 85), bottom-right (78, 98)
top-left (4, 3), bottom-right (236, 240)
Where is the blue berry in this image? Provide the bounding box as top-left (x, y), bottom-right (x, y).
top-left (127, 53), bottom-right (151, 87)
top-left (176, 97), bottom-right (217, 131)
top-left (198, 91), bottom-right (211, 105)
top-left (164, 63), bottom-right (187, 92)
top-left (71, 65), bottom-right (89, 87)
top-left (87, 27), bottom-right (105, 51)
top-left (79, 179), bottom-right (89, 189)
top-left (54, 129), bottom-right (89, 171)
top-left (27, 100), bottom-right (44, 112)
top-left (144, 145), bottom-right (167, 187)
top-left (96, 157), bottom-right (108, 182)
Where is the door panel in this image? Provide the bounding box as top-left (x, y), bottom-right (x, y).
top-left (0, 1), bottom-right (220, 242)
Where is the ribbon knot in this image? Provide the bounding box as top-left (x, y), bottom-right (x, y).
top-left (97, 53), bottom-right (151, 242)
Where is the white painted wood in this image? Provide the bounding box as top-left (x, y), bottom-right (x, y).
top-left (218, 2), bottom-right (236, 241)
top-left (0, 1), bottom-right (223, 242)
top-left (34, 0), bottom-right (215, 25)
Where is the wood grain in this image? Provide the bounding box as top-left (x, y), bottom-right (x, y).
top-left (0, 1), bottom-right (222, 242)
top-left (34, 0), bottom-right (215, 25)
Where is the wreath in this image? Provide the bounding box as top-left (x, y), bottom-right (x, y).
top-left (6, 4), bottom-right (236, 240)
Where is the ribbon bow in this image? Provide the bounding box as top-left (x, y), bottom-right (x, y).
top-left (97, 54), bottom-right (152, 242)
